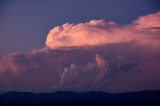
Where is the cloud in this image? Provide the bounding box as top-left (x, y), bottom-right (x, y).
top-left (0, 12), bottom-right (160, 93)
top-left (57, 54), bottom-right (110, 91)
top-left (46, 12), bottom-right (160, 49)
top-left (133, 12), bottom-right (160, 29)
top-left (45, 20), bottom-right (130, 49)
top-left (0, 48), bottom-right (139, 92)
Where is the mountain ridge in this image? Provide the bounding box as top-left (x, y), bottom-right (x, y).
top-left (0, 90), bottom-right (160, 105)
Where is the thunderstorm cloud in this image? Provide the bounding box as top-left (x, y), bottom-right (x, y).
top-left (0, 12), bottom-right (160, 93)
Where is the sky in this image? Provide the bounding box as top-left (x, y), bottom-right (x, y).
top-left (0, 0), bottom-right (160, 93)
top-left (0, 0), bottom-right (160, 55)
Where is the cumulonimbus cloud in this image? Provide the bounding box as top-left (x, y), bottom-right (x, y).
top-left (46, 12), bottom-right (160, 49)
top-left (0, 12), bottom-right (160, 93)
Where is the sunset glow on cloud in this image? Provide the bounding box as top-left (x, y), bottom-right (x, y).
top-left (46, 12), bottom-right (160, 49)
top-left (0, 12), bottom-right (160, 93)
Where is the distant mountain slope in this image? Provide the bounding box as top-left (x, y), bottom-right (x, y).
top-left (0, 90), bottom-right (160, 105)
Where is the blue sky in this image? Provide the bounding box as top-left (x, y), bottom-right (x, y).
top-left (0, 0), bottom-right (159, 55)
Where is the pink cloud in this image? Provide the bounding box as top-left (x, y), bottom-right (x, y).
top-left (133, 12), bottom-right (160, 29)
top-left (0, 12), bottom-right (160, 93)
top-left (46, 12), bottom-right (160, 49)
